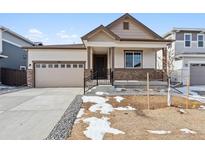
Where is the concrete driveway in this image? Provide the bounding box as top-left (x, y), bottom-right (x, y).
top-left (0, 88), bottom-right (83, 140)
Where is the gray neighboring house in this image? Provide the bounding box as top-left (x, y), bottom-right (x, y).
top-left (164, 28), bottom-right (205, 85)
top-left (0, 26), bottom-right (34, 83)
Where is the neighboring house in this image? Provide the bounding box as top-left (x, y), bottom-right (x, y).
top-left (24, 13), bottom-right (171, 88)
top-left (0, 26), bottom-right (34, 70)
top-left (164, 28), bottom-right (205, 85)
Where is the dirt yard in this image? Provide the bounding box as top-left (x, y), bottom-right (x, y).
top-left (68, 95), bottom-right (205, 140)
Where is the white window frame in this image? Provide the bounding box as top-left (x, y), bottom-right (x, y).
top-left (197, 33), bottom-right (204, 48)
top-left (184, 33), bottom-right (192, 48)
top-left (124, 50), bottom-right (142, 68)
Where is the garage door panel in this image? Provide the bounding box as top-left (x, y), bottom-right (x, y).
top-left (190, 64), bottom-right (205, 85)
top-left (35, 63), bottom-right (84, 88)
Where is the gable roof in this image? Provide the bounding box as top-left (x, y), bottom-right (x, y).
top-left (81, 25), bottom-right (120, 40)
top-left (23, 43), bottom-right (86, 49)
top-left (106, 13), bottom-right (163, 40)
top-left (0, 26), bottom-right (34, 45)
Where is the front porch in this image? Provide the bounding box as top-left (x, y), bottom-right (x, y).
top-left (85, 46), bottom-right (167, 82)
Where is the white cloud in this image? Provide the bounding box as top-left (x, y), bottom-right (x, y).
top-left (26, 28), bottom-right (49, 43)
top-left (56, 30), bottom-right (78, 39)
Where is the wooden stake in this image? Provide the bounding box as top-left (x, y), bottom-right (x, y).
top-left (147, 72), bottom-right (150, 110)
top-left (186, 77), bottom-right (190, 109)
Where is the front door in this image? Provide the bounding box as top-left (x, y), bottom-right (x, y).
top-left (93, 54), bottom-right (107, 79)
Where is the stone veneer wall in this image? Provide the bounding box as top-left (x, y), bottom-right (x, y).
top-left (27, 69), bottom-right (33, 87)
top-left (113, 68), bottom-right (165, 81)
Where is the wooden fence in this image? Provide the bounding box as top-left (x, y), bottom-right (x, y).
top-left (1, 68), bottom-right (27, 86)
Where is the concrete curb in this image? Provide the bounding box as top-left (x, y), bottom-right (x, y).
top-left (46, 95), bottom-right (83, 140)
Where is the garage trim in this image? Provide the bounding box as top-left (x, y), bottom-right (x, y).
top-left (32, 61), bottom-right (86, 88)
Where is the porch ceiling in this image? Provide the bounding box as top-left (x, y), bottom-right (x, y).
top-left (92, 47), bottom-right (108, 54)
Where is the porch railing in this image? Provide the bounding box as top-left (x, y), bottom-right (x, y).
top-left (84, 69), bottom-right (114, 94)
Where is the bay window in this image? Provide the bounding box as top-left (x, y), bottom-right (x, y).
top-left (125, 51), bottom-right (142, 68)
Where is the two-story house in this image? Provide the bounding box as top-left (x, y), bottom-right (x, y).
top-left (0, 26), bottom-right (34, 70)
top-left (164, 28), bottom-right (205, 85)
top-left (0, 26), bottom-right (34, 83)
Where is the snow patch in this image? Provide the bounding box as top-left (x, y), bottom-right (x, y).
top-left (77, 108), bottom-right (85, 118)
top-left (180, 128), bottom-right (197, 134)
top-left (114, 96), bottom-right (125, 102)
top-left (147, 130), bottom-right (171, 135)
top-left (83, 117), bottom-right (125, 140)
top-left (82, 96), bottom-right (108, 104)
top-left (199, 105), bottom-right (205, 110)
top-left (177, 86), bottom-right (205, 103)
top-left (89, 103), bottom-right (114, 114)
top-left (95, 91), bottom-right (109, 96)
top-left (115, 106), bottom-right (136, 111)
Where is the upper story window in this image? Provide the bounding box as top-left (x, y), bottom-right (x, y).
top-left (184, 33), bottom-right (192, 47)
top-left (123, 22), bottom-right (129, 30)
top-left (197, 34), bottom-right (204, 48)
top-left (125, 51), bottom-right (142, 68)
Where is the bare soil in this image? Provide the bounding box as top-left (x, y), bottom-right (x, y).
top-left (68, 95), bottom-right (205, 140)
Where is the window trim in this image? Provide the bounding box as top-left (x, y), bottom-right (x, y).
top-left (184, 33), bottom-right (192, 48)
top-left (124, 50), bottom-right (143, 69)
top-left (197, 33), bottom-right (204, 48)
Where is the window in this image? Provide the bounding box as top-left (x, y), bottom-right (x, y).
top-left (197, 34), bottom-right (204, 47)
top-left (79, 64), bottom-right (84, 68)
top-left (73, 64), bottom-right (78, 68)
top-left (184, 33), bottom-right (192, 47)
top-left (48, 64), bottom-right (53, 68)
top-left (36, 64), bottom-right (40, 68)
top-left (123, 22), bottom-right (129, 30)
top-left (61, 64), bottom-right (65, 68)
top-left (66, 64), bottom-right (71, 68)
top-left (125, 51), bottom-right (142, 68)
top-left (54, 64), bottom-right (58, 68)
top-left (41, 64), bottom-right (46, 68)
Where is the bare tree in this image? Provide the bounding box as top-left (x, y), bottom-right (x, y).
top-left (157, 44), bottom-right (175, 106)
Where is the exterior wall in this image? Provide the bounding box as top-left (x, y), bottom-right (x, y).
top-left (172, 57), bottom-right (205, 84)
top-left (109, 18), bottom-right (155, 39)
top-left (175, 41), bottom-right (205, 54)
top-left (114, 48), bottom-right (156, 69)
top-left (174, 31), bottom-right (205, 55)
top-left (0, 29), bottom-right (2, 54)
top-left (27, 49), bottom-right (87, 69)
top-left (0, 41), bottom-right (28, 69)
top-left (2, 31), bottom-right (32, 47)
top-left (113, 68), bottom-right (164, 81)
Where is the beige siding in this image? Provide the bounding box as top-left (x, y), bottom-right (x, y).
top-left (114, 48), bottom-right (156, 68)
top-left (109, 19), bottom-right (155, 39)
top-left (28, 49), bottom-right (87, 69)
top-left (88, 30), bottom-right (114, 42)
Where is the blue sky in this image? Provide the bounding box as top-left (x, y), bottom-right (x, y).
top-left (1, 13), bottom-right (205, 45)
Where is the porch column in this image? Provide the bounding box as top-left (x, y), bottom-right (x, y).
top-left (111, 47), bottom-right (115, 71)
top-left (162, 47), bottom-right (167, 81)
top-left (87, 47), bottom-right (91, 70)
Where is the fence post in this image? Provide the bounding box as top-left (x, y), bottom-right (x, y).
top-left (147, 72), bottom-right (150, 110)
top-left (96, 72), bottom-right (99, 86)
top-left (186, 77), bottom-right (190, 109)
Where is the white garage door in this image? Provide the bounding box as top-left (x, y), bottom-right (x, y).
top-left (190, 63), bottom-right (205, 85)
top-left (35, 62), bottom-right (84, 88)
